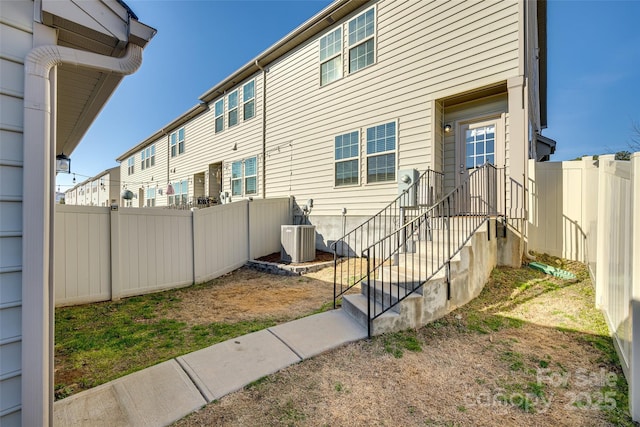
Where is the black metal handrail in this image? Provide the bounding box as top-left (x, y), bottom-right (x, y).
top-left (331, 169), bottom-right (444, 307)
top-left (361, 164), bottom-right (501, 337)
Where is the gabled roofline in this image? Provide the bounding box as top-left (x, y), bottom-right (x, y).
top-left (115, 0), bottom-right (368, 162)
top-left (198, 0), bottom-right (361, 103)
top-left (115, 102), bottom-right (208, 161)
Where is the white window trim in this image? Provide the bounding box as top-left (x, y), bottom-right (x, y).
top-left (170, 128), bottom-right (185, 157)
top-left (244, 157), bottom-right (258, 195)
top-left (228, 90), bottom-right (239, 128)
top-left (242, 80), bottom-right (255, 121)
top-left (231, 160), bottom-right (242, 196)
top-left (347, 6), bottom-right (377, 75)
top-left (146, 187), bottom-right (156, 207)
top-left (127, 156), bottom-right (134, 175)
top-left (169, 180), bottom-right (188, 206)
top-left (319, 27), bottom-right (343, 86)
top-left (230, 157), bottom-right (259, 197)
top-left (215, 98), bottom-right (225, 133)
top-left (365, 119), bottom-right (398, 185)
top-left (333, 129), bottom-right (361, 188)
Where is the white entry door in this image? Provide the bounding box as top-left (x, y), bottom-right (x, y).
top-left (456, 116), bottom-right (504, 213)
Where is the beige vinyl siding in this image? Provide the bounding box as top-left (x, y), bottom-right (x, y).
top-left (171, 74), bottom-right (263, 202)
top-left (0, 1), bottom-right (33, 423)
top-left (121, 133), bottom-right (168, 206)
top-left (264, 0), bottom-right (519, 216)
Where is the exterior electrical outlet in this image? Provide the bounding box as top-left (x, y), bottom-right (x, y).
top-left (281, 225), bottom-right (316, 262)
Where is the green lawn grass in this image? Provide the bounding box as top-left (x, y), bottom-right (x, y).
top-left (54, 291), bottom-right (278, 399)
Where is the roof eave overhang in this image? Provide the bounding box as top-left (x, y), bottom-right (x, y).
top-left (537, 0), bottom-right (548, 129)
top-left (117, 0), bottom-right (370, 161)
top-left (41, 0), bottom-right (156, 156)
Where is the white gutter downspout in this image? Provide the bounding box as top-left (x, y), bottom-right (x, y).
top-left (255, 60), bottom-right (267, 199)
top-left (22, 43), bottom-right (143, 427)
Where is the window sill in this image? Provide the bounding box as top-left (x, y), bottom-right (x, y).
top-left (333, 183), bottom-right (361, 189)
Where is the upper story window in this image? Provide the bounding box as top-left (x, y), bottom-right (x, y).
top-left (141, 144), bottom-right (156, 170)
top-left (334, 131), bottom-right (359, 186)
top-left (215, 99), bottom-right (225, 133)
top-left (366, 121), bottom-right (396, 183)
top-left (127, 157), bottom-right (134, 175)
top-left (91, 181), bottom-right (98, 193)
top-left (228, 90), bottom-right (238, 127)
top-left (348, 8), bottom-right (375, 73)
top-left (243, 80), bottom-right (255, 120)
top-left (170, 128), bottom-right (185, 157)
top-left (320, 28), bottom-right (342, 86)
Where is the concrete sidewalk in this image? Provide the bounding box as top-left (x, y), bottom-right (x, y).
top-left (54, 309), bottom-right (367, 426)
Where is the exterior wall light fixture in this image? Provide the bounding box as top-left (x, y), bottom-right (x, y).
top-left (56, 153), bottom-right (71, 173)
top-left (444, 124), bottom-right (452, 133)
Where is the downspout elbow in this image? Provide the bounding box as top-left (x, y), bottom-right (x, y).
top-left (25, 43), bottom-right (143, 80)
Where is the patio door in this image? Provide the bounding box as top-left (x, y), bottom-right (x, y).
top-left (456, 116), bottom-right (504, 214)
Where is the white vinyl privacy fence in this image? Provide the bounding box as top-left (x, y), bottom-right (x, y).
top-left (54, 198), bottom-right (292, 306)
top-left (528, 154), bottom-right (640, 422)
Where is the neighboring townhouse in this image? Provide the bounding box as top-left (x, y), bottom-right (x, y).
top-left (117, 0), bottom-right (552, 248)
top-left (0, 1), bottom-right (155, 425)
top-left (64, 167), bottom-right (121, 207)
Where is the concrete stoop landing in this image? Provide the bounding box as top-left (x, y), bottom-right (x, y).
top-left (342, 219), bottom-right (518, 336)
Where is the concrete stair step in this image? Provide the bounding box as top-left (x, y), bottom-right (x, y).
top-left (341, 293), bottom-right (397, 331)
top-left (380, 264), bottom-right (444, 285)
top-left (361, 280), bottom-right (423, 313)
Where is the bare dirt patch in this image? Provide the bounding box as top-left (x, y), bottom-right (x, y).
top-left (167, 266), bottom-right (337, 325)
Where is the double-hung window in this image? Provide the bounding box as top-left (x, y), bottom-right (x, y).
top-left (320, 28), bottom-right (342, 85)
top-left (141, 145), bottom-right (155, 170)
top-left (244, 157), bottom-right (257, 195)
top-left (169, 180), bottom-right (188, 205)
top-left (348, 8), bottom-right (375, 73)
top-left (215, 99), bottom-right (224, 133)
top-left (228, 90), bottom-right (238, 127)
top-left (231, 161), bottom-right (242, 196)
top-left (366, 121), bottom-right (396, 183)
top-left (146, 188), bottom-right (156, 207)
top-left (334, 131), bottom-right (359, 186)
top-left (231, 156), bottom-right (258, 196)
top-left (141, 149), bottom-right (146, 170)
top-left (127, 157), bottom-right (134, 175)
top-left (171, 128), bottom-right (185, 157)
top-left (243, 80), bottom-right (255, 121)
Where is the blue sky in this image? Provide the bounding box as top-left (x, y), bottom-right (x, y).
top-left (56, 0), bottom-right (640, 191)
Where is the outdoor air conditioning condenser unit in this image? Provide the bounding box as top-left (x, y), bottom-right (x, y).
top-left (281, 225), bottom-right (316, 263)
